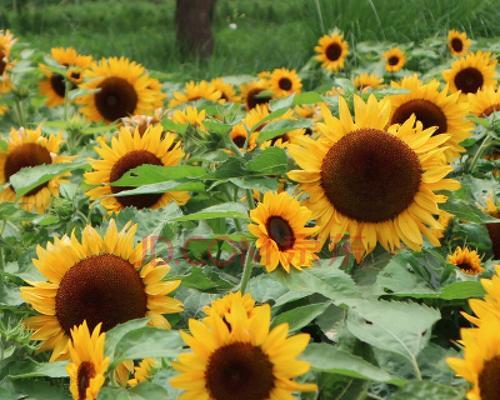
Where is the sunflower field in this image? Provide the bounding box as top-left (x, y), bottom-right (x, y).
top-left (0, 1), bottom-right (499, 399)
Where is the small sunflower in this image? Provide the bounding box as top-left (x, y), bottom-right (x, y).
top-left (468, 86), bottom-right (500, 117)
top-left (389, 74), bottom-right (472, 160)
top-left (171, 106), bottom-right (207, 132)
top-left (384, 48), bottom-right (406, 73)
top-left (248, 191), bottom-right (320, 273)
top-left (315, 32), bottom-right (349, 72)
top-left (240, 80), bottom-right (272, 110)
top-left (78, 57), bottom-right (165, 123)
top-left (127, 358), bottom-right (158, 387)
top-left (443, 52), bottom-right (497, 96)
top-left (0, 29), bottom-right (16, 93)
top-left (211, 78), bottom-right (238, 103)
top-left (20, 220), bottom-right (183, 361)
top-left (484, 196), bottom-right (500, 260)
top-left (448, 246), bottom-right (484, 276)
top-left (39, 47), bottom-right (93, 107)
top-left (170, 293), bottom-right (318, 399)
top-left (270, 68), bottom-right (302, 97)
top-left (203, 291), bottom-right (256, 320)
top-left (229, 123), bottom-right (257, 152)
top-left (447, 314), bottom-right (500, 400)
top-left (67, 321), bottom-right (110, 400)
top-left (85, 125), bottom-right (189, 213)
top-left (448, 30), bottom-right (471, 57)
top-left (288, 96), bottom-right (460, 261)
top-left (353, 73), bottom-right (383, 91)
top-left (169, 80), bottom-right (221, 107)
top-left (0, 127), bottom-right (72, 213)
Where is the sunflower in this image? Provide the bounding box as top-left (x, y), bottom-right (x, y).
top-left (389, 74), bottom-right (473, 160)
top-left (288, 95), bottom-right (459, 261)
top-left (353, 73), bottom-right (383, 91)
top-left (171, 106), bottom-right (207, 132)
top-left (448, 246), bottom-right (484, 276)
top-left (269, 68), bottom-right (302, 97)
top-left (0, 127), bottom-right (72, 213)
top-left (484, 196), bottom-right (500, 260)
top-left (0, 29), bottom-right (16, 93)
top-left (85, 125), bottom-right (189, 213)
top-left (169, 80), bottom-right (221, 108)
top-left (211, 78), bottom-right (239, 103)
top-left (78, 57), bottom-right (165, 123)
top-left (384, 48), bottom-right (406, 73)
top-left (0, 104), bottom-right (8, 116)
top-left (315, 32), bottom-right (349, 72)
top-left (39, 47), bottom-right (93, 108)
top-left (127, 358), bottom-right (158, 387)
top-left (443, 52), bottom-right (497, 96)
top-left (447, 314), bottom-right (500, 400)
top-left (468, 86), bottom-right (500, 117)
top-left (229, 123), bottom-right (257, 152)
top-left (20, 220), bottom-right (183, 361)
top-left (170, 293), bottom-right (318, 399)
top-left (203, 291), bottom-right (256, 320)
top-left (240, 80), bottom-right (272, 110)
top-left (67, 321), bottom-right (110, 400)
top-left (248, 191), bottom-right (320, 273)
top-left (448, 30), bottom-right (471, 57)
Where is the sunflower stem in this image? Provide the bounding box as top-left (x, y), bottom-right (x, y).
top-left (314, 0), bottom-right (325, 34)
top-left (63, 77), bottom-right (72, 122)
top-left (239, 245), bottom-right (255, 294)
top-left (410, 355), bottom-right (423, 381)
top-left (467, 130), bottom-right (496, 173)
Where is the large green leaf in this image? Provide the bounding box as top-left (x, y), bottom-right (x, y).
top-left (111, 165), bottom-right (207, 186)
top-left (99, 383), bottom-right (171, 400)
top-left (8, 361), bottom-right (68, 379)
top-left (173, 202), bottom-right (249, 222)
top-left (392, 381), bottom-right (465, 400)
top-left (272, 302), bottom-right (331, 333)
top-left (107, 181), bottom-right (204, 197)
top-left (245, 147), bottom-right (288, 174)
top-left (104, 318), bottom-right (149, 359)
top-left (256, 119), bottom-right (311, 143)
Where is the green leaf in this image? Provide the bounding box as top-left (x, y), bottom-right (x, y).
top-left (392, 381), bottom-right (465, 400)
top-left (303, 343), bottom-right (404, 385)
top-left (442, 197), bottom-right (488, 223)
top-left (105, 318), bottom-right (149, 359)
top-left (245, 148), bottom-right (288, 174)
top-left (440, 280), bottom-right (485, 300)
top-left (112, 165), bottom-right (206, 187)
top-left (204, 120), bottom-right (232, 135)
top-left (161, 118), bottom-right (188, 134)
top-left (272, 302), bottom-right (331, 333)
top-left (8, 361), bottom-right (68, 379)
top-left (257, 119), bottom-right (311, 143)
top-left (108, 181), bottom-right (204, 197)
top-left (269, 91), bottom-right (324, 111)
top-left (99, 383), bottom-right (171, 400)
top-left (173, 202), bottom-right (249, 222)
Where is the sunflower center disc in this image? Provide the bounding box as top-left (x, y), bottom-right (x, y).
top-left (232, 135), bottom-right (247, 148)
top-left (391, 99), bottom-right (448, 134)
top-left (50, 73), bottom-right (67, 98)
top-left (77, 361), bottom-right (96, 400)
top-left (457, 262), bottom-right (475, 273)
top-left (388, 56), bottom-right (399, 66)
top-left (278, 78), bottom-right (292, 91)
top-left (454, 67), bottom-right (484, 94)
top-left (320, 128), bottom-right (422, 222)
top-left (205, 342), bottom-right (275, 400)
top-left (109, 150), bottom-right (163, 209)
top-left (478, 355), bottom-right (500, 400)
top-left (95, 77), bottom-right (138, 121)
top-left (55, 254), bottom-right (148, 334)
top-left (266, 216), bottom-right (295, 250)
top-left (325, 43), bottom-right (341, 61)
top-left (246, 88), bottom-right (271, 109)
top-left (0, 50), bottom-right (6, 75)
top-left (4, 143), bottom-right (52, 196)
top-left (451, 38), bottom-right (463, 52)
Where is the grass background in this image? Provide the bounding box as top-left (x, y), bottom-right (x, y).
top-left (1, 0), bottom-right (500, 80)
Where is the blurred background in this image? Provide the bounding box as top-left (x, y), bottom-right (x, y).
top-left (1, 0), bottom-right (499, 80)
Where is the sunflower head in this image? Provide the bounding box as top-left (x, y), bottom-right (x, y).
top-left (384, 47), bottom-right (406, 72)
top-left (211, 78), bottom-right (239, 103)
top-left (229, 123), bottom-right (257, 152)
top-left (269, 68), bottom-right (302, 97)
top-left (315, 32), bottom-right (349, 72)
top-left (67, 321), bottom-right (110, 400)
top-left (468, 86), bottom-right (500, 117)
top-left (169, 80), bottom-right (221, 108)
top-left (447, 30), bottom-right (471, 56)
top-left (0, 30), bottom-right (16, 93)
top-left (127, 358), bottom-right (158, 387)
top-left (171, 106), bottom-right (207, 132)
top-left (240, 80), bottom-right (272, 110)
top-left (485, 196), bottom-right (499, 218)
top-left (448, 246), bottom-right (484, 276)
top-left (203, 291), bottom-right (256, 321)
top-left (353, 72), bottom-right (383, 91)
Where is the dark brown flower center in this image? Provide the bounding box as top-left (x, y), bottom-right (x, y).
top-left (50, 74), bottom-right (67, 98)
top-left (55, 254), bottom-right (148, 334)
top-left (482, 104), bottom-right (500, 117)
top-left (388, 56), bottom-right (399, 66)
top-left (456, 262), bottom-right (476, 273)
top-left (391, 99), bottom-right (448, 134)
top-left (205, 342), bottom-right (275, 400)
top-left (454, 67), bottom-right (484, 94)
top-left (479, 355), bottom-right (500, 400)
top-left (0, 50), bottom-right (7, 75)
top-left (325, 43), bottom-right (342, 61)
top-left (77, 361), bottom-right (95, 400)
top-left (266, 216), bottom-right (295, 250)
top-left (246, 88), bottom-right (271, 110)
top-left (70, 71), bottom-right (81, 81)
top-left (232, 135), bottom-right (247, 148)
top-left (320, 128), bottom-right (422, 222)
top-left (4, 143), bottom-right (52, 196)
top-left (278, 78), bottom-right (292, 91)
top-left (95, 77), bottom-right (138, 121)
top-left (451, 38), bottom-right (463, 52)
top-left (109, 150), bottom-right (163, 209)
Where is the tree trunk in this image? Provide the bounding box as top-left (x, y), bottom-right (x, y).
top-left (175, 0), bottom-right (216, 59)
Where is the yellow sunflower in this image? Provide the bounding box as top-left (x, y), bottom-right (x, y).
top-left (468, 86), bottom-right (500, 117)
top-left (443, 52), bottom-right (497, 97)
top-left (384, 48), bottom-right (406, 73)
top-left (389, 74), bottom-right (473, 160)
top-left (127, 358), bottom-right (158, 387)
top-left (484, 197), bottom-right (500, 260)
top-left (20, 220), bottom-right (183, 361)
top-left (448, 246), bottom-right (484, 276)
top-left (85, 125), bottom-right (189, 213)
top-left (39, 47), bottom-right (93, 107)
top-left (447, 314), bottom-right (500, 400)
top-left (171, 106), bottom-right (207, 132)
top-left (169, 80), bottom-right (221, 108)
top-left (170, 293), bottom-right (318, 399)
top-left (248, 191), bottom-right (320, 273)
top-left (288, 95), bottom-right (460, 262)
top-left (240, 80), bottom-right (272, 110)
top-left (448, 30), bottom-right (471, 57)
top-left (0, 127), bottom-right (71, 213)
top-left (78, 57), bottom-right (165, 123)
top-left (67, 321), bottom-right (110, 400)
top-left (229, 123), bottom-right (258, 152)
top-left (315, 32), bottom-right (349, 72)
top-left (0, 29), bottom-right (16, 93)
top-left (211, 78), bottom-right (239, 103)
top-left (0, 104), bottom-right (8, 116)
top-left (270, 68), bottom-right (302, 97)
top-left (353, 73), bottom-right (383, 91)
top-left (203, 291), bottom-right (256, 321)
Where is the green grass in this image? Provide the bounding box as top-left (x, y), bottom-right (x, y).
top-left (1, 0), bottom-right (500, 80)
